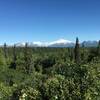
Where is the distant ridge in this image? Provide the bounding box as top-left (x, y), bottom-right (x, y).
top-left (0, 39), bottom-right (99, 47)
top-left (15, 39), bottom-right (74, 47)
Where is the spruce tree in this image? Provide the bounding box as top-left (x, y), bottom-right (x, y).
top-left (24, 43), bottom-right (33, 74)
top-left (74, 37), bottom-right (80, 63)
top-left (13, 44), bottom-right (17, 69)
top-left (97, 40), bottom-right (100, 57)
top-left (69, 48), bottom-right (74, 62)
top-left (4, 43), bottom-right (7, 58)
top-left (9, 44), bottom-right (17, 69)
top-left (81, 42), bottom-right (85, 61)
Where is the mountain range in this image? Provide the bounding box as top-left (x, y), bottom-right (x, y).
top-left (14, 39), bottom-right (99, 47)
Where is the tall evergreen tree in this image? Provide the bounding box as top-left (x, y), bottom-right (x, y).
top-left (97, 40), bottom-right (100, 57)
top-left (69, 48), bottom-right (74, 62)
top-left (74, 37), bottom-right (80, 63)
top-left (4, 43), bottom-right (7, 58)
top-left (24, 43), bottom-right (33, 74)
top-left (81, 42), bottom-right (85, 61)
top-left (13, 44), bottom-right (17, 69)
top-left (9, 44), bottom-right (17, 69)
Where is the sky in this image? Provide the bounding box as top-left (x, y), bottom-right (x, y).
top-left (0, 0), bottom-right (100, 44)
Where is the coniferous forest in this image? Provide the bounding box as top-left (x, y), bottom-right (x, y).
top-left (0, 38), bottom-right (100, 100)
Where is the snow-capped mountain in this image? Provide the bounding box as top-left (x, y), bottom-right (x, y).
top-left (15, 39), bottom-right (74, 47)
top-left (16, 42), bottom-right (26, 47)
top-left (49, 39), bottom-right (72, 45)
top-left (48, 39), bottom-right (74, 47)
top-left (8, 39), bottom-right (99, 47)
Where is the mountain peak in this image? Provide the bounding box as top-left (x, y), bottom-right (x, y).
top-left (57, 38), bottom-right (72, 43)
top-left (15, 39), bottom-right (73, 47)
top-left (49, 38), bottom-right (72, 45)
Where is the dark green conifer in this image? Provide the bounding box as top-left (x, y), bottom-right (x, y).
top-left (74, 37), bottom-right (80, 63)
top-left (24, 43), bottom-right (33, 74)
top-left (97, 40), bottom-right (100, 57)
top-left (69, 48), bottom-right (74, 61)
top-left (81, 42), bottom-right (85, 61)
top-left (13, 44), bottom-right (17, 69)
top-left (4, 43), bottom-right (7, 58)
top-left (9, 44), bottom-right (17, 69)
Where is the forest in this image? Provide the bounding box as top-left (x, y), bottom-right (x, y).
top-left (0, 38), bottom-right (100, 100)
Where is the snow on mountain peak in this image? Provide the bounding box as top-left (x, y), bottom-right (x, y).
top-left (15, 39), bottom-right (73, 47)
top-left (33, 41), bottom-right (43, 46)
top-left (16, 42), bottom-right (26, 47)
top-left (49, 39), bottom-right (73, 45)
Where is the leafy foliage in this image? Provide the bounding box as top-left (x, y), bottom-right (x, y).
top-left (0, 42), bottom-right (99, 100)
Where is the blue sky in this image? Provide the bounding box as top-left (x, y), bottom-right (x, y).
top-left (0, 0), bottom-right (100, 44)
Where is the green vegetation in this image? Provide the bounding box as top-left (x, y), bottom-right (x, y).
top-left (0, 38), bottom-right (100, 100)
